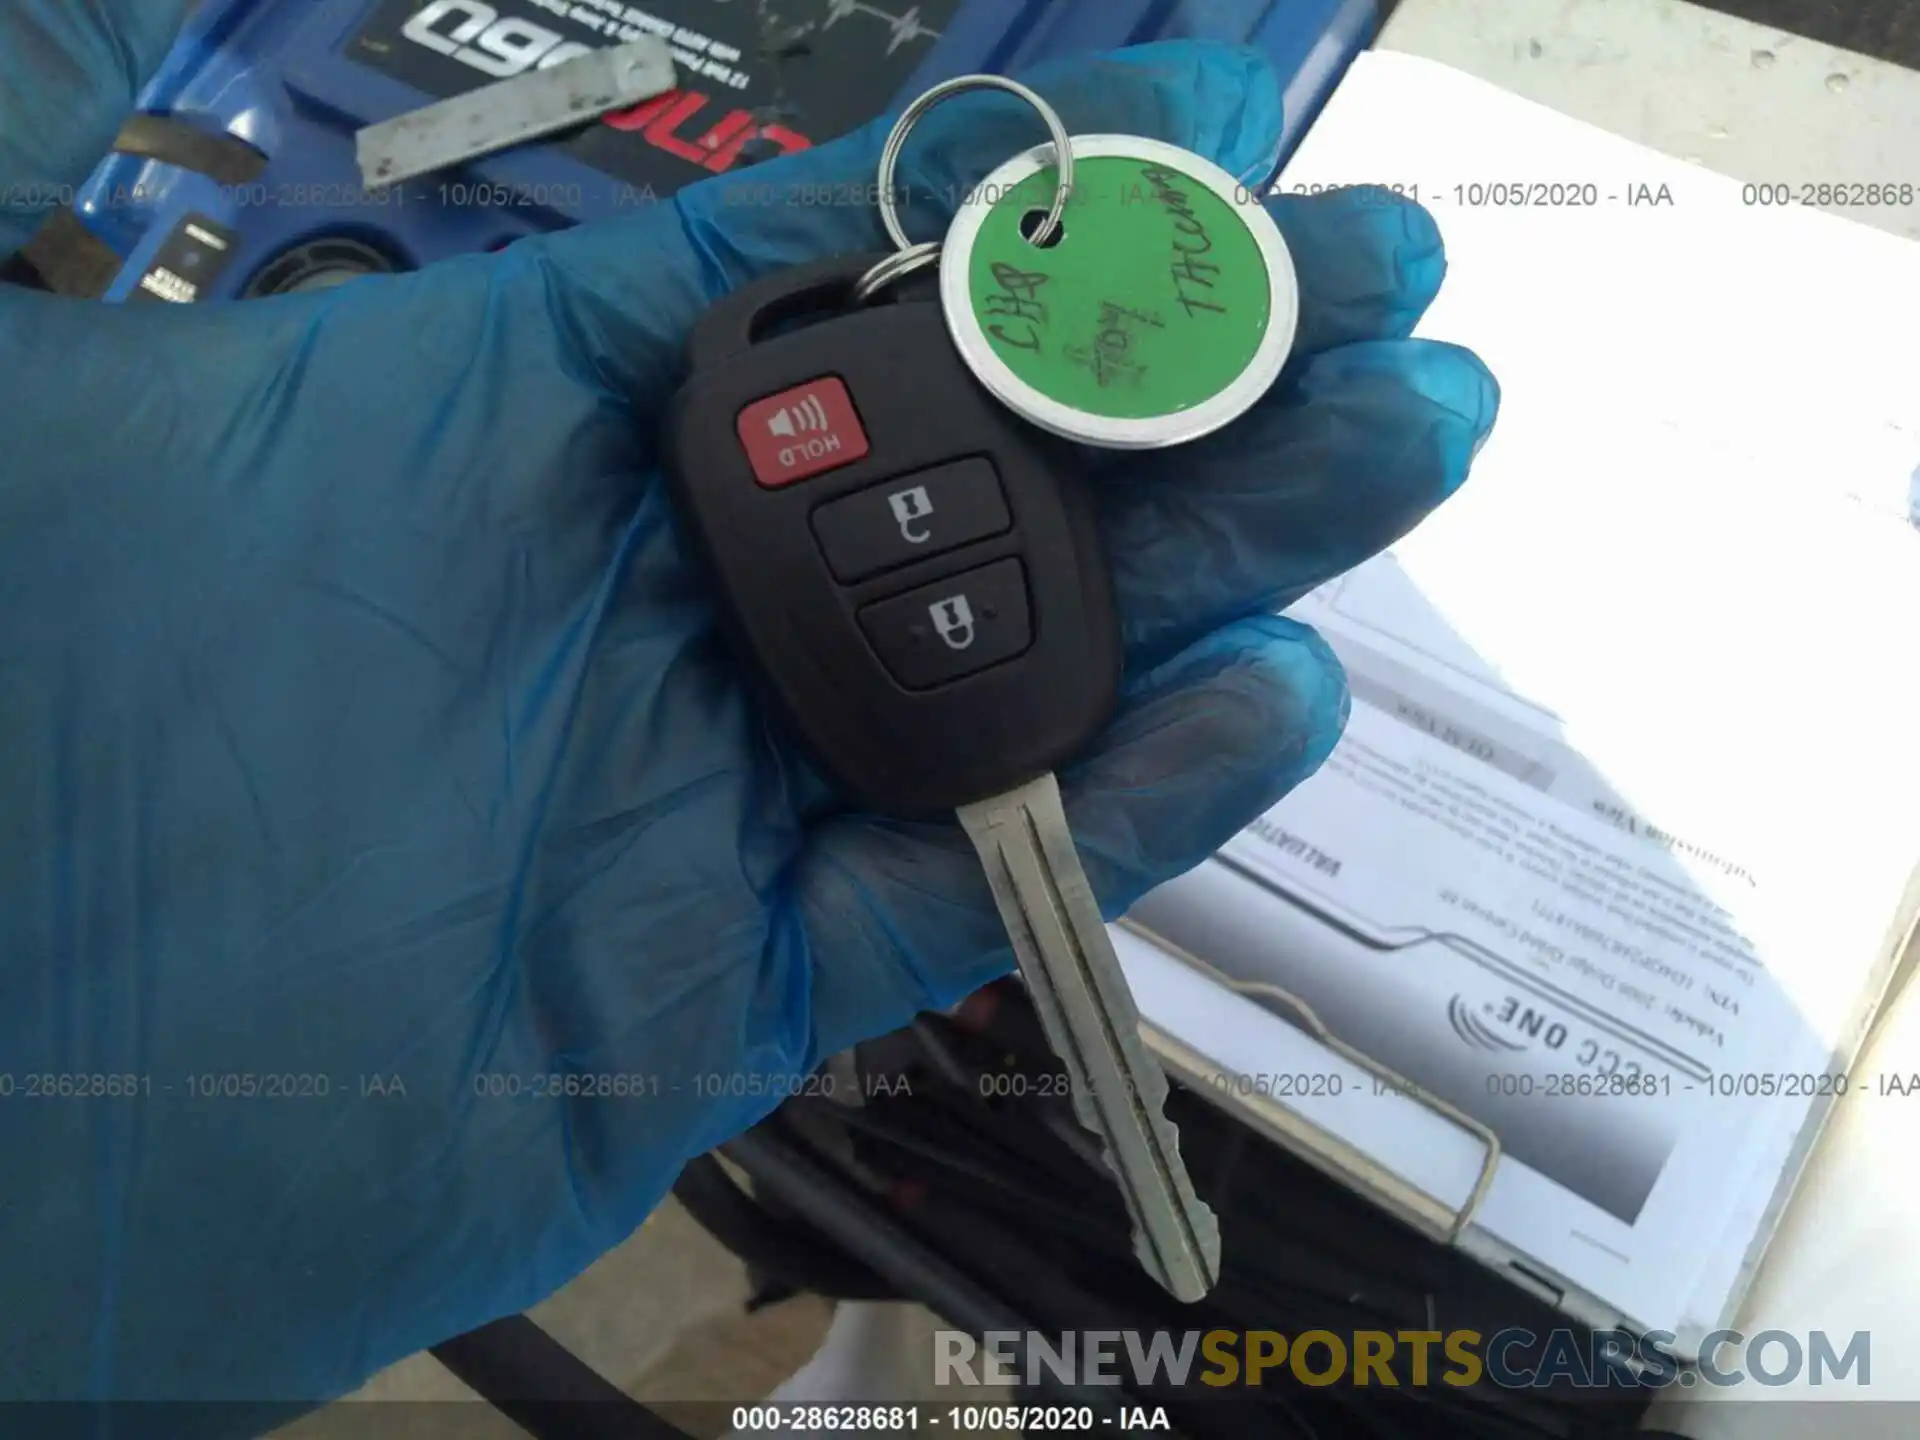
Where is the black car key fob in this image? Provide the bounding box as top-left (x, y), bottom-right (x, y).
top-left (662, 253), bottom-right (1121, 816)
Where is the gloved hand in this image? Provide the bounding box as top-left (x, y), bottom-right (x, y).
top-left (0, 1), bottom-right (1496, 1429)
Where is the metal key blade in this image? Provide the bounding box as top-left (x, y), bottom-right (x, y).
top-left (958, 773), bottom-right (1221, 1302)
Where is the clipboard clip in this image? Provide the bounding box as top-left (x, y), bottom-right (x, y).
top-left (1119, 917), bottom-right (1502, 1247)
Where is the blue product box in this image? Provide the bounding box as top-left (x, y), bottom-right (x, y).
top-left (70, 0), bottom-right (1374, 303)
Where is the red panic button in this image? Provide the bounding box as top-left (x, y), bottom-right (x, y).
top-left (737, 377), bottom-right (870, 487)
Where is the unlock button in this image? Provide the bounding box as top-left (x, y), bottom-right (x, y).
top-left (858, 559), bottom-right (1032, 690)
top-left (811, 458), bottom-right (1012, 583)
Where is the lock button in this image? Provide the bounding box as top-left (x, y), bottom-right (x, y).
top-left (811, 458), bottom-right (1012, 583)
top-left (857, 558), bottom-right (1032, 690)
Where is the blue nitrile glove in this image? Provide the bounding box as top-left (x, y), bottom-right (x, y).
top-left (0, 1), bottom-right (1497, 1429)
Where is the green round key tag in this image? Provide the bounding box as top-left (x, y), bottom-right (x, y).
top-left (939, 135), bottom-right (1298, 449)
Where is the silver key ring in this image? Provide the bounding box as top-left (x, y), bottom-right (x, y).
top-left (849, 241), bottom-right (941, 305)
top-left (873, 73), bottom-right (1076, 252)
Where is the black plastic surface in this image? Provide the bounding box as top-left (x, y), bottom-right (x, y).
top-left (112, 114), bottom-right (268, 185)
top-left (810, 456), bottom-right (1011, 582)
top-left (858, 557), bottom-right (1033, 689)
top-left (664, 253), bottom-right (1121, 816)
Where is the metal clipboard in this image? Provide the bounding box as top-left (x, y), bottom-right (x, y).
top-left (1118, 916), bottom-right (1502, 1248)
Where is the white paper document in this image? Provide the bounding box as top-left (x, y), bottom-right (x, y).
top-left (1118, 50), bottom-right (1920, 1356)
